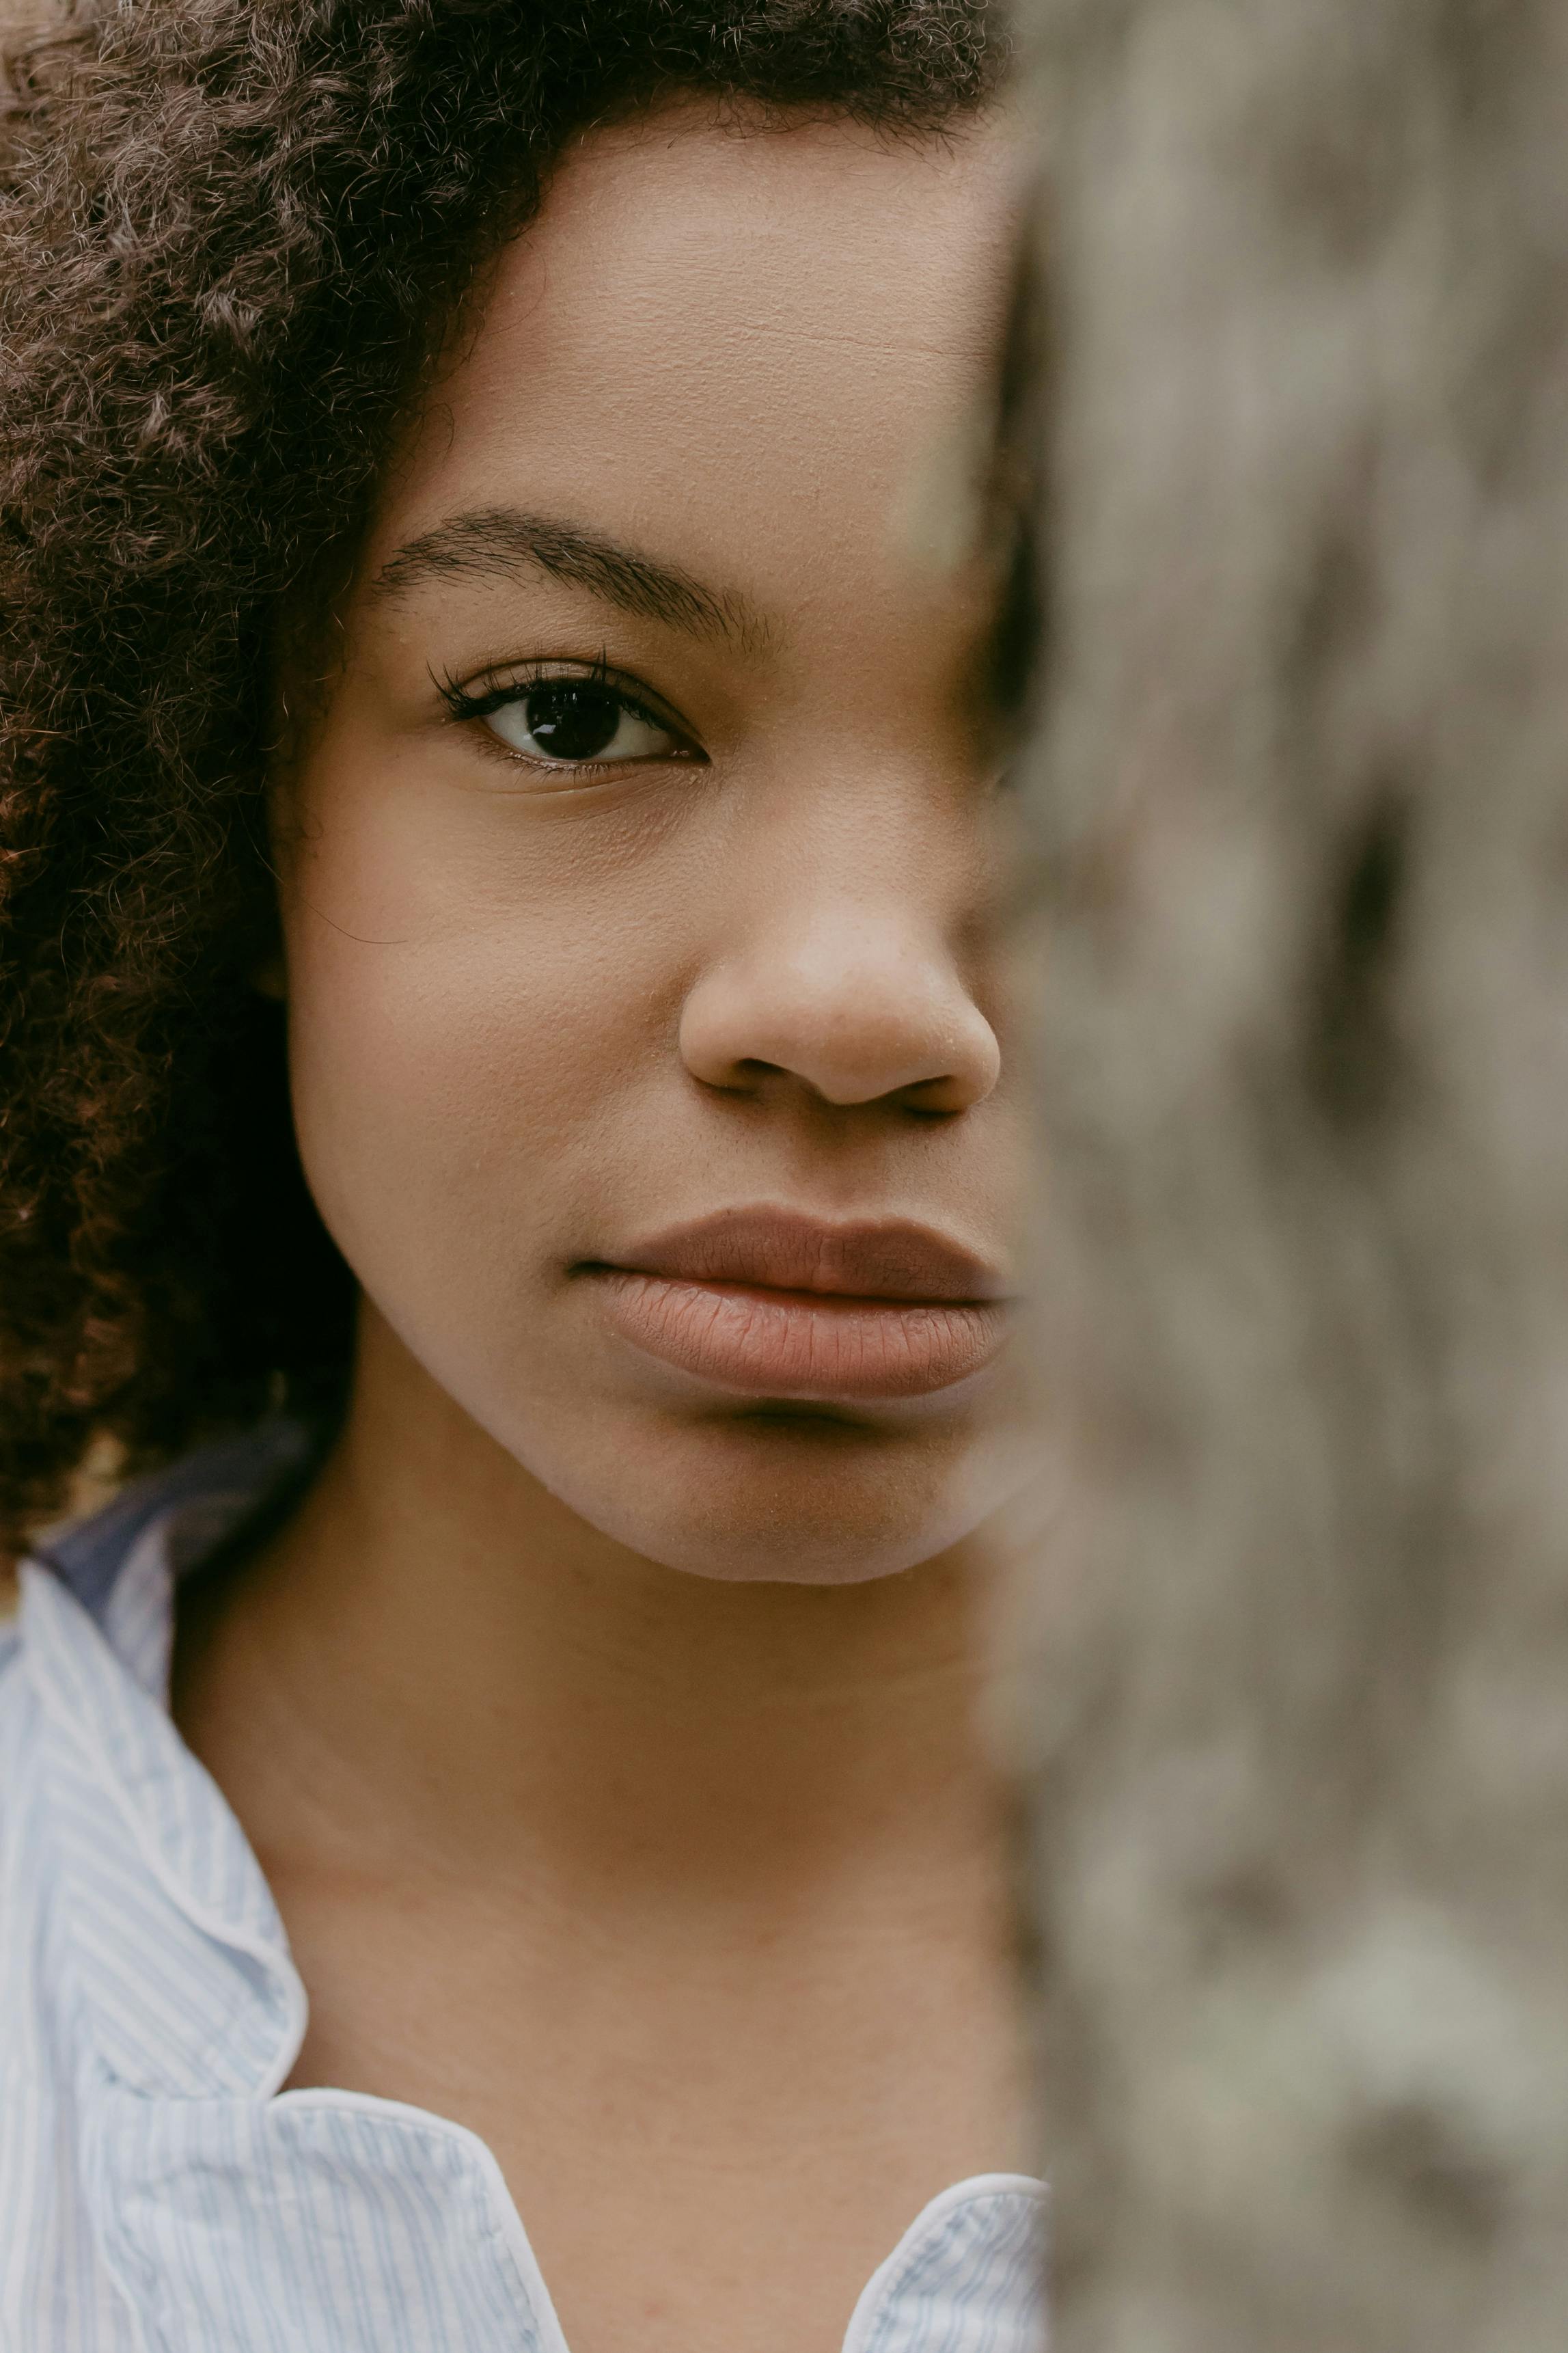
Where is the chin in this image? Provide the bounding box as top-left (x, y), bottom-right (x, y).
top-left (537, 1408), bottom-right (1022, 1586)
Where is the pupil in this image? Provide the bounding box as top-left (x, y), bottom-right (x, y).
top-left (526, 682), bottom-right (620, 761)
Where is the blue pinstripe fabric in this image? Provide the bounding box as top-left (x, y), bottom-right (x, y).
top-left (0, 1437), bottom-right (1047, 2352)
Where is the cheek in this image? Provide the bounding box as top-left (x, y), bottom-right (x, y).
top-left (277, 795), bottom-right (674, 1296)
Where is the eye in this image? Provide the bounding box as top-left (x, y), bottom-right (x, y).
top-left (484, 678), bottom-right (680, 767)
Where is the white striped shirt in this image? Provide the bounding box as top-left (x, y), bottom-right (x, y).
top-left (0, 1430), bottom-right (1046, 2352)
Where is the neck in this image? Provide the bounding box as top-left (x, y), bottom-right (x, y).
top-left (173, 1308), bottom-right (1003, 1907)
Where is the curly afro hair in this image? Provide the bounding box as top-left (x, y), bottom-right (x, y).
top-left (0, 0), bottom-right (1005, 1553)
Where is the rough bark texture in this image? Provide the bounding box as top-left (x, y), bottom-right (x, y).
top-left (1005, 4), bottom-right (1568, 2347)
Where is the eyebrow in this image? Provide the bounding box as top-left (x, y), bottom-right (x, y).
top-left (368, 506), bottom-right (769, 651)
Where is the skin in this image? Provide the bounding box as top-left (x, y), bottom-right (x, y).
top-left (175, 98), bottom-right (1035, 2353)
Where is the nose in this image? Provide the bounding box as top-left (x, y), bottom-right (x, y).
top-left (679, 899), bottom-right (1001, 1115)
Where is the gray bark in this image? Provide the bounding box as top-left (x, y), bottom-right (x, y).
top-left (1004, 3), bottom-right (1568, 2347)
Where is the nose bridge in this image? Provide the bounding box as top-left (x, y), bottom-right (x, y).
top-left (678, 776), bottom-right (1001, 1112)
top-left (747, 760), bottom-right (982, 950)
top-left (749, 888), bottom-right (948, 1022)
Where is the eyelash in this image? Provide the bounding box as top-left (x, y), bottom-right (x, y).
top-left (432, 654), bottom-right (700, 767)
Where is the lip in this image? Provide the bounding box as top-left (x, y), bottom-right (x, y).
top-left (580, 1208), bottom-right (1011, 1402)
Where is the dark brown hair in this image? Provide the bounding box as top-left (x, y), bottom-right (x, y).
top-left (0, 0), bottom-right (1004, 1551)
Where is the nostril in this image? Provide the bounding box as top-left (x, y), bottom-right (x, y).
top-left (898, 1074), bottom-right (975, 1119)
top-left (706, 1055), bottom-right (786, 1096)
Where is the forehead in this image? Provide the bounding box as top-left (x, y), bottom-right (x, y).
top-left (369, 100), bottom-right (1022, 611)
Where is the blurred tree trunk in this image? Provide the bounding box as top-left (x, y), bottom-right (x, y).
top-left (1005, 3), bottom-right (1568, 2347)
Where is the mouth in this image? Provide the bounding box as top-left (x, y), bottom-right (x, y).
top-left (577, 1207), bottom-right (1012, 1402)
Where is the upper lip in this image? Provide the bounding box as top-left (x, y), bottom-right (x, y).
top-left (596, 1207), bottom-right (1008, 1303)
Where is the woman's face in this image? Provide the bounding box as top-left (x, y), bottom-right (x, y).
top-left (277, 100), bottom-right (1032, 1584)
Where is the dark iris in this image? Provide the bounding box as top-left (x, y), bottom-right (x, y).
top-left (525, 681), bottom-right (622, 760)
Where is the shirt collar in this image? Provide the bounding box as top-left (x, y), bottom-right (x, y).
top-left (23, 1428), bottom-right (314, 2098)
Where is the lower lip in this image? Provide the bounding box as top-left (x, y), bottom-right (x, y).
top-left (591, 1271), bottom-right (1007, 1400)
